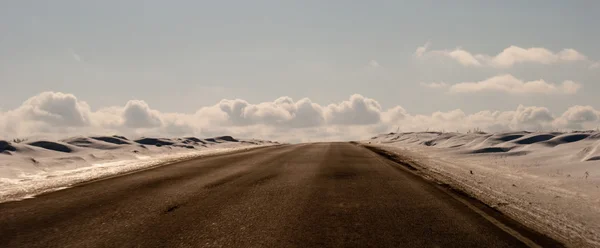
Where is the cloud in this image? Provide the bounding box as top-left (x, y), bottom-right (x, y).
top-left (286, 98), bottom-right (325, 128)
top-left (122, 100), bottom-right (163, 128)
top-left (91, 106), bottom-right (123, 128)
top-left (368, 60), bottom-right (380, 68)
top-left (553, 106), bottom-right (600, 130)
top-left (325, 94), bottom-right (381, 125)
top-left (489, 47), bottom-right (586, 68)
top-left (14, 92), bottom-right (91, 126)
top-left (383, 105), bottom-right (557, 133)
top-left (446, 48), bottom-right (482, 66)
top-left (68, 49), bottom-right (83, 62)
top-left (161, 113), bottom-right (197, 136)
top-left (510, 105), bottom-right (554, 130)
top-left (1, 92), bottom-right (599, 142)
top-left (382, 106), bottom-right (408, 124)
top-left (216, 96), bottom-right (324, 127)
top-left (416, 43), bottom-right (591, 68)
top-left (415, 42), bottom-right (430, 57)
top-left (427, 74), bottom-right (582, 95)
top-left (420, 82), bottom-right (449, 89)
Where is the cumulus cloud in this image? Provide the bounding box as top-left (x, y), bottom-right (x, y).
top-left (509, 105), bottom-right (554, 130)
top-left (1, 91), bottom-right (599, 142)
top-left (216, 96), bottom-right (324, 127)
top-left (382, 106), bottom-right (409, 124)
top-left (91, 106), bottom-right (123, 128)
top-left (122, 100), bottom-right (163, 128)
top-left (415, 43), bottom-right (591, 68)
top-left (425, 74), bottom-right (581, 95)
top-left (161, 113), bottom-right (197, 136)
top-left (446, 49), bottom-right (482, 66)
top-left (325, 94), bottom-right (381, 125)
top-left (287, 98), bottom-right (325, 128)
top-left (10, 92), bottom-right (91, 127)
top-left (384, 105), bottom-right (556, 133)
top-left (414, 42), bottom-right (430, 58)
top-left (490, 47), bottom-right (586, 68)
top-left (553, 106), bottom-right (600, 130)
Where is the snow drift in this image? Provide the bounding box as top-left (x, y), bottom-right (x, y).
top-left (365, 131), bottom-right (600, 247)
top-left (0, 135), bottom-right (278, 203)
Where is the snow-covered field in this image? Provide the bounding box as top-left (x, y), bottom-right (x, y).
top-left (364, 131), bottom-right (600, 247)
top-left (0, 135), bottom-right (278, 203)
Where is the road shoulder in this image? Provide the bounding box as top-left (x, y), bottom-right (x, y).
top-left (359, 143), bottom-right (565, 248)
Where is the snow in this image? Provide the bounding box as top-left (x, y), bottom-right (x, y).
top-left (0, 136), bottom-right (277, 203)
top-left (364, 131), bottom-right (600, 247)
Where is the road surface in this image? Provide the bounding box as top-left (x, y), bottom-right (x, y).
top-left (0, 143), bottom-right (553, 247)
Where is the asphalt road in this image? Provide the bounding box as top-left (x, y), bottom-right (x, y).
top-left (0, 143), bottom-right (546, 247)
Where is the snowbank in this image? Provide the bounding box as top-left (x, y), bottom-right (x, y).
top-left (364, 131), bottom-right (600, 247)
top-left (0, 135), bottom-right (278, 203)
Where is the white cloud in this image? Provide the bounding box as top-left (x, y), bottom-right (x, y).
top-left (68, 49), bottom-right (83, 62)
top-left (13, 92), bottom-right (91, 126)
top-left (438, 75), bottom-right (581, 95)
top-left (1, 92), bottom-right (599, 142)
top-left (216, 96), bottom-right (324, 127)
top-left (122, 100), bottom-right (163, 128)
top-left (489, 47), bottom-right (586, 68)
top-left (420, 82), bottom-right (449, 89)
top-left (416, 43), bottom-right (591, 68)
top-left (160, 113), bottom-right (197, 136)
top-left (325, 94), bottom-right (381, 125)
top-left (381, 105), bottom-right (557, 133)
top-left (382, 106), bottom-right (408, 124)
top-left (287, 98), bottom-right (325, 128)
top-left (509, 105), bottom-right (554, 130)
top-left (446, 48), bottom-right (482, 66)
top-left (414, 42), bottom-right (430, 57)
top-left (368, 60), bottom-right (380, 68)
top-left (553, 106), bottom-right (600, 130)
top-left (91, 106), bottom-right (123, 128)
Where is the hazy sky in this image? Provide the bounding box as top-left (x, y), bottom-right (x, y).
top-left (1, 1), bottom-right (599, 141)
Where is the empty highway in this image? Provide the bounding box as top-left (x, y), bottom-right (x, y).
top-left (0, 143), bottom-right (558, 247)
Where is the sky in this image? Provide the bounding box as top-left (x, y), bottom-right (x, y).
top-left (1, 1), bottom-right (599, 142)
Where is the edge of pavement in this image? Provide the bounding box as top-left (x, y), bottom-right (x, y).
top-left (3, 144), bottom-right (289, 203)
top-left (355, 142), bottom-right (565, 248)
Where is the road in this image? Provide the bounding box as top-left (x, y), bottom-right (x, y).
top-left (0, 143), bottom-right (550, 247)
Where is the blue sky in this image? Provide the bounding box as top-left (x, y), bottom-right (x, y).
top-left (1, 1), bottom-right (599, 141)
